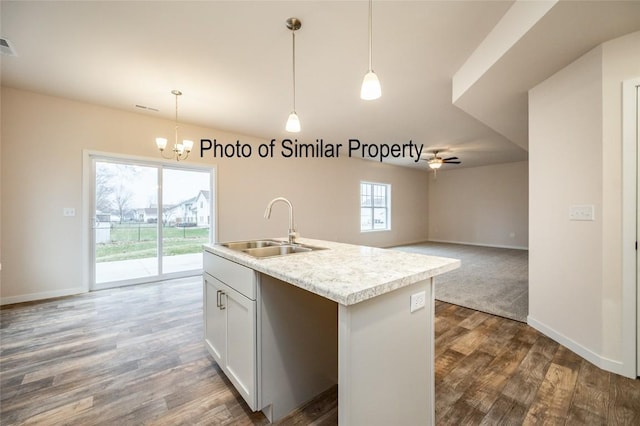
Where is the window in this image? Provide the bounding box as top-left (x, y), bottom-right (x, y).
top-left (360, 181), bottom-right (390, 232)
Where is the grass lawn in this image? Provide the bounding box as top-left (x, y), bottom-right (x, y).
top-left (96, 224), bottom-right (210, 262)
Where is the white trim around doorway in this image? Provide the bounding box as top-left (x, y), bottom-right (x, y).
top-left (621, 77), bottom-right (640, 379)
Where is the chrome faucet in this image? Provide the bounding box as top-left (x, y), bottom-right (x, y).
top-left (264, 197), bottom-right (298, 244)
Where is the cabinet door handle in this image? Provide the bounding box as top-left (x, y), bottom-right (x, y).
top-left (216, 290), bottom-right (222, 308)
top-left (219, 292), bottom-right (226, 310)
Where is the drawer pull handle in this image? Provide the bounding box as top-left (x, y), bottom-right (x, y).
top-left (219, 291), bottom-right (226, 310)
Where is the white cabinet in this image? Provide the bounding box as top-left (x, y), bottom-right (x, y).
top-left (203, 276), bottom-right (226, 363)
top-left (203, 248), bottom-right (338, 423)
top-left (203, 252), bottom-right (257, 410)
top-left (223, 282), bottom-right (256, 406)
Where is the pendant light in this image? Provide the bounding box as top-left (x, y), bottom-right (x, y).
top-left (285, 17), bottom-right (301, 133)
top-left (155, 90), bottom-right (193, 161)
top-left (361, 0), bottom-right (381, 100)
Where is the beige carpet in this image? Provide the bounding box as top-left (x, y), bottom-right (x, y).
top-left (392, 241), bottom-right (528, 322)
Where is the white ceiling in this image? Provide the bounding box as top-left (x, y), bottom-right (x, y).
top-left (2, 1), bottom-right (639, 170)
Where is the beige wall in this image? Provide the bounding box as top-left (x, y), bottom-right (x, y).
top-left (528, 31), bottom-right (640, 376)
top-left (0, 87), bottom-right (429, 303)
top-left (427, 161), bottom-right (528, 249)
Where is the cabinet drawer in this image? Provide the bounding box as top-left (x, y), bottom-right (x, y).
top-left (204, 251), bottom-right (256, 300)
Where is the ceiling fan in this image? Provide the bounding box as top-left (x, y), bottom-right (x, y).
top-left (423, 150), bottom-right (461, 170)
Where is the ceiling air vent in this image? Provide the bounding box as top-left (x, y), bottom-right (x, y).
top-left (0, 38), bottom-right (16, 56)
top-left (135, 104), bottom-right (159, 112)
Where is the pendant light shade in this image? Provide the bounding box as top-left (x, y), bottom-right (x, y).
top-left (361, 0), bottom-right (381, 100)
top-left (285, 18), bottom-right (301, 133)
top-left (361, 71), bottom-right (381, 100)
top-left (286, 112), bottom-right (301, 133)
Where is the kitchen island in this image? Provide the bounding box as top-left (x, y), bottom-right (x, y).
top-left (203, 238), bottom-right (460, 425)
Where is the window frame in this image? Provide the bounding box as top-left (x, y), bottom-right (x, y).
top-left (360, 181), bottom-right (391, 232)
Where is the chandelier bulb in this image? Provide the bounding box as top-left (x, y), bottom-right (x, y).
top-left (156, 137), bottom-right (168, 151)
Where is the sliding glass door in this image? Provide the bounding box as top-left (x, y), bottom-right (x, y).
top-left (90, 155), bottom-right (214, 290)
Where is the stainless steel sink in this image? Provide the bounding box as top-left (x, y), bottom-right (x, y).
top-left (242, 245), bottom-right (315, 258)
top-left (220, 239), bottom-right (283, 250)
top-left (218, 240), bottom-right (326, 258)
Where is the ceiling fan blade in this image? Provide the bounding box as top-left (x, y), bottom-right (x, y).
top-left (444, 161), bottom-right (461, 164)
top-left (443, 157), bottom-right (459, 161)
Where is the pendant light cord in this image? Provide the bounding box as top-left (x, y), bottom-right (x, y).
top-left (368, 0), bottom-right (373, 72)
top-left (292, 29), bottom-right (296, 112)
top-left (174, 92), bottom-right (179, 146)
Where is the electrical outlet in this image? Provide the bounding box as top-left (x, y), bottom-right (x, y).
top-left (63, 208), bottom-right (76, 217)
top-left (410, 291), bottom-right (426, 313)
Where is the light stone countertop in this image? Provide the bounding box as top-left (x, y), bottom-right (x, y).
top-left (204, 238), bottom-right (460, 306)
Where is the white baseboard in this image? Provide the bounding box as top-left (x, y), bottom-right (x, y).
top-left (527, 315), bottom-right (632, 378)
top-left (427, 238), bottom-right (528, 251)
top-left (382, 238), bottom-right (435, 249)
top-left (1, 287), bottom-right (87, 306)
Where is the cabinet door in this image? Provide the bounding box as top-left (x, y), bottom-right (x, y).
top-left (204, 274), bottom-right (226, 366)
top-left (223, 285), bottom-right (257, 411)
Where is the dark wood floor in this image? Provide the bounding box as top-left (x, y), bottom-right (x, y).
top-left (1, 277), bottom-right (639, 425)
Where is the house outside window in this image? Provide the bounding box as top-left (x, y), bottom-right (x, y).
top-left (360, 181), bottom-right (391, 232)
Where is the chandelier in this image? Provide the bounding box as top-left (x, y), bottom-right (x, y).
top-left (155, 90), bottom-right (193, 161)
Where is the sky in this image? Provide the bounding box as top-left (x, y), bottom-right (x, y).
top-left (96, 161), bottom-right (211, 210)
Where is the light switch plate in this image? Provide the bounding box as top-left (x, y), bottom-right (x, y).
top-left (63, 208), bottom-right (76, 217)
top-left (569, 205), bottom-right (594, 221)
